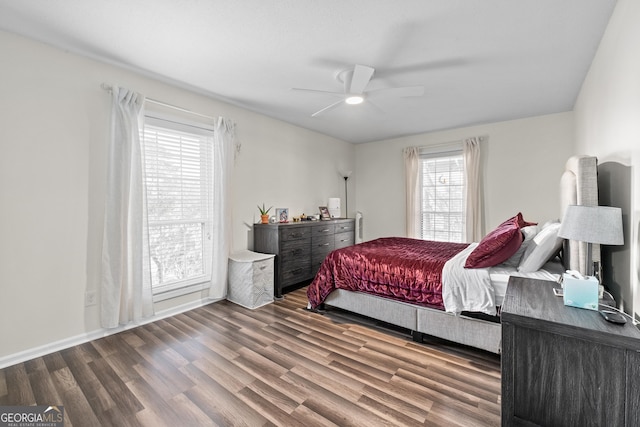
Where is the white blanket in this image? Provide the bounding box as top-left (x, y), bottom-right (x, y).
top-left (442, 243), bottom-right (496, 315)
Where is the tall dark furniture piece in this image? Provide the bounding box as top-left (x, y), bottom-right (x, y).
top-left (253, 219), bottom-right (355, 298)
top-left (501, 276), bottom-right (640, 427)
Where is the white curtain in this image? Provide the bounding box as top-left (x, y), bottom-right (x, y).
top-left (101, 86), bottom-right (153, 328)
top-left (208, 117), bottom-right (236, 300)
top-left (404, 147), bottom-right (420, 238)
top-left (463, 137), bottom-right (483, 242)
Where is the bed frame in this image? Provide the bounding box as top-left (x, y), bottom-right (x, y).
top-left (323, 155), bottom-right (598, 354)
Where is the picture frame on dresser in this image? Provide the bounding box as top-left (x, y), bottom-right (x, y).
top-left (275, 208), bottom-right (289, 223)
top-left (319, 206), bottom-right (331, 220)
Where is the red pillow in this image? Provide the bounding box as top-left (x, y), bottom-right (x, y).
top-left (464, 213), bottom-right (533, 268)
top-left (515, 212), bottom-right (537, 228)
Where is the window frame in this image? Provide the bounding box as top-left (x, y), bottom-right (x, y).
top-left (418, 145), bottom-right (465, 243)
top-left (141, 113), bottom-right (215, 300)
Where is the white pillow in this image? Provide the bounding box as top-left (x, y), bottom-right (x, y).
top-left (518, 222), bottom-right (563, 273)
top-left (503, 225), bottom-right (539, 267)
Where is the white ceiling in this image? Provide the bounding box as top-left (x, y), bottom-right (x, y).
top-left (0, 0), bottom-right (616, 143)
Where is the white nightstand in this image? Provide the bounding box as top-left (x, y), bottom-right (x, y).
top-left (227, 250), bottom-right (275, 309)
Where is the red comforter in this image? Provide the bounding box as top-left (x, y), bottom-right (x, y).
top-left (307, 237), bottom-right (469, 309)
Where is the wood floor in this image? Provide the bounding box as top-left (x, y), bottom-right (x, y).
top-left (0, 287), bottom-right (501, 426)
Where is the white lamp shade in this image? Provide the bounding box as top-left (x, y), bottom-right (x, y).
top-left (558, 205), bottom-right (623, 245)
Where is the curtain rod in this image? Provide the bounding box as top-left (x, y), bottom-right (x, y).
top-left (427, 136), bottom-right (485, 147)
top-left (101, 83), bottom-right (216, 121)
top-left (416, 135), bottom-right (485, 150)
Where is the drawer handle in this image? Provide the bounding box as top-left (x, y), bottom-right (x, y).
top-left (259, 265), bottom-right (267, 270)
top-left (292, 248), bottom-right (303, 255)
top-left (340, 239), bottom-right (348, 242)
top-left (289, 232), bottom-right (304, 238)
top-left (320, 229), bottom-right (330, 232)
top-left (319, 243), bottom-right (330, 247)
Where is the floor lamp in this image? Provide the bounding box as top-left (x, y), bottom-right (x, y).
top-left (343, 171), bottom-right (352, 218)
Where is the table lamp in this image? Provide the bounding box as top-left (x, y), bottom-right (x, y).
top-left (558, 205), bottom-right (624, 277)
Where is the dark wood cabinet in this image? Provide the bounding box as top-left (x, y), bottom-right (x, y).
top-left (501, 276), bottom-right (640, 427)
top-left (254, 219), bottom-right (355, 297)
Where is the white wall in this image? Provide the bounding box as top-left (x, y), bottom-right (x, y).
top-left (0, 30), bottom-right (354, 361)
top-left (574, 0), bottom-right (640, 318)
top-left (355, 112), bottom-right (575, 241)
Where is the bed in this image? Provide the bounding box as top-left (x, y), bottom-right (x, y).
top-left (307, 155), bottom-right (598, 354)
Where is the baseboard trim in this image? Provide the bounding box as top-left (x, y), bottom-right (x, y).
top-left (0, 296), bottom-right (222, 369)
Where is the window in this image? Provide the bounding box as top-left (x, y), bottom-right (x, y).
top-left (419, 150), bottom-right (465, 243)
top-left (142, 115), bottom-right (214, 296)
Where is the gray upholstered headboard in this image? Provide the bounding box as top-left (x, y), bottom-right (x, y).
top-left (560, 155), bottom-right (599, 274)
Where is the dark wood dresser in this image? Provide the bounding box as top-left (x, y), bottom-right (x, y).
top-left (501, 276), bottom-right (640, 426)
top-left (253, 219), bottom-right (355, 297)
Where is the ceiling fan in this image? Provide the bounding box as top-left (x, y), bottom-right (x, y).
top-left (292, 64), bottom-right (424, 117)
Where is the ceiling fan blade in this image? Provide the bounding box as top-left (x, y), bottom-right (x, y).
top-left (365, 99), bottom-right (385, 114)
top-left (311, 99), bottom-right (344, 117)
top-left (349, 64), bottom-right (375, 94)
top-left (368, 85), bottom-right (424, 98)
top-left (291, 87), bottom-right (344, 96)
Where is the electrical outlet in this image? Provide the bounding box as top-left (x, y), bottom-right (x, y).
top-left (85, 290), bottom-right (97, 306)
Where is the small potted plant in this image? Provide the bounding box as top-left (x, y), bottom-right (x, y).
top-left (258, 203), bottom-right (272, 224)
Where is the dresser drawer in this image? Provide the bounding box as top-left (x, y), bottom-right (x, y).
top-left (311, 252), bottom-right (329, 276)
top-left (335, 222), bottom-right (354, 233)
top-left (280, 238), bottom-right (311, 286)
top-left (279, 236), bottom-right (312, 289)
top-left (280, 238), bottom-right (310, 258)
top-left (311, 234), bottom-right (334, 276)
top-left (335, 231), bottom-right (354, 249)
top-left (281, 258), bottom-right (311, 286)
top-left (313, 224), bottom-right (335, 236)
top-left (280, 226), bottom-right (311, 241)
top-left (311, 234), bottom-right (334, 256)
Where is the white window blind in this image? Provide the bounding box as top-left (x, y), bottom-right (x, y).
top-left (142, 116), bottom-right (214, 294)
top-left (419, 148), bottom-right (465, 243)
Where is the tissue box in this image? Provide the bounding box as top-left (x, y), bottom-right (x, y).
top-left (563, 274), bottom-right (599, 311)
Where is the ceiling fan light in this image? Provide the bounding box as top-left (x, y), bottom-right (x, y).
top-left (345, 95), bottom-right (364, 105)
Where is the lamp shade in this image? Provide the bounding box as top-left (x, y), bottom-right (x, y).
top-left (558, 205), bottom-right (623, 245)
